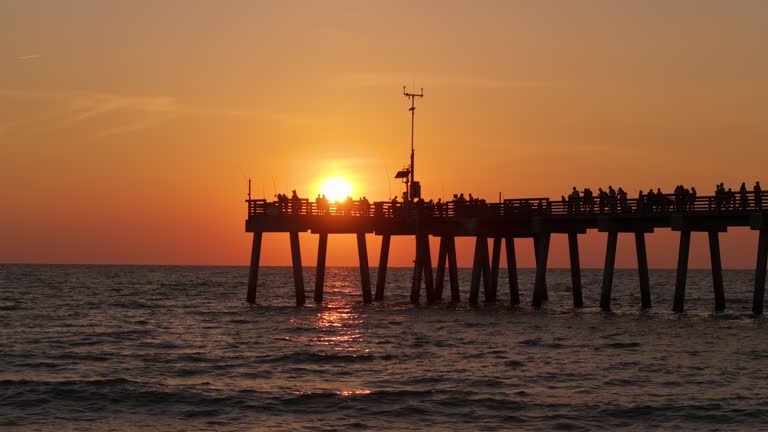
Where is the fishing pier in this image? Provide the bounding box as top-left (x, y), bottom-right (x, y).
top-left (245, 193), bottom-right (768, 314)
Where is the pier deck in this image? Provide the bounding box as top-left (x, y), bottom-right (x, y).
top-left (245, 192), bottom-right (768, 314)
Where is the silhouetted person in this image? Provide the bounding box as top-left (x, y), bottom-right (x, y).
top-left (598, 188), bottom-right (607, 214)
top-left (618, 187), bottom-right (628, 212)
top-left (755, 181), bottom-right (763, 210)
top-left (689, 187), bottom-right (697, 211)
top-left (646, 189), bottom-right (656, 212)
top-left (291, 190), bottom-right (301, 214)
top-left (583, 188), bottom-right (594, 214)
top-left (739, 182), bottom-right (748, 211)
top-left (726, 188), bottom-right (735, 211)
top-left (344, 195), bottom-right (354, 215)
top-left (570, 187), bottom-right (581, 214)
top-left (361, 196), bottom-right (370, 216)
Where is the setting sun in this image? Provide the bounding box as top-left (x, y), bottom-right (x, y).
top-left (320, 177), bottom-right (353, 202)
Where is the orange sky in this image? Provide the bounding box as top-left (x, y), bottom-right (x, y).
top-left (1, 1), bottom-right (767, 268)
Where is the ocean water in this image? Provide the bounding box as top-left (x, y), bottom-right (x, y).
top-left (1, 264), bottom-right (768, 431)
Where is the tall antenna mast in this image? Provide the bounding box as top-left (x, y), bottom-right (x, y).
top-left (403, 86), bottom-right (423, 198)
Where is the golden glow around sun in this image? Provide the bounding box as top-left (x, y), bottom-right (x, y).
top-left (320, 177), bottom-right (353, 202)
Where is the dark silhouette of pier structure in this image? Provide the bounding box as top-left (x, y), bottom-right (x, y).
top-left (245, 191), bottom-right (768, 314)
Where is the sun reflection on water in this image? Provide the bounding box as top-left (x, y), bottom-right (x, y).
top-left (313, 306), bottom-right (368, 352)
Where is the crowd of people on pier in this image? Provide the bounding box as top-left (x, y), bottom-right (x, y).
top-left (560, 181), bottom-right (763, 215)
top-left (259, 181), bottom-right (764, 218)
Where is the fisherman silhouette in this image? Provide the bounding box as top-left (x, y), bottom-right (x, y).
top-left (290, 190), bottom-right (301, 214)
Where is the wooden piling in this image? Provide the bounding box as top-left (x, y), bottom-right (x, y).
top-left (411, 235), bottom-right (424, 304)
top-left (469, 236), bottom-right (482, 306)
top-left (447, 236), bottom-right (460, 303)
top-left (532, 234), bottom-right (550, 307)
top-left (708, 231), bottom-right (725, 311)
top-left (673, 230), bottom-right (691, 313)
top-left (753, 230), bottom-right (768, 315)
top-left (422, 235), bottom-right (436, 303)
top-left (246, 232), bottom-right (263, 304)
top-left (505, 236), bottom-right (520, 305)
top-left (600, 231), bottom-right (618, 311)
top-left (635, 232), bottom-right (652, 309)
top-left (480, 236), bottom-right (493, 303)
top-left (489, 237), bottom-right (501, 303)
top-left (357, 233), bottom-right (372, 304)
top-left (374, 234), bottom-right (391, 301)
top-left (568, 232), bottom-right (583, 308)
top-left (314, 233), bottom-right (328, 303)
top-left (289, 232), bottom-right (305, 306)
top-left (435, 236), bottom-right (448, 300)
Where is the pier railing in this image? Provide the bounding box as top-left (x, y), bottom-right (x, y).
top-left (247, 192), bottom-right (765, 219)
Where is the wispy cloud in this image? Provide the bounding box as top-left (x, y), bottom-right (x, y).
top-left (69, 93), bottom-right (179, 121)
top-left (0, 88), bottom-right (266, 138)
top-left (18, 54), bottom-right (41, 61)
top-left (339, 72), bottom-right (551, 90)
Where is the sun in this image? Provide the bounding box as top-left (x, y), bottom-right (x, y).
top-left (320, 177), bottom-right (353, 202)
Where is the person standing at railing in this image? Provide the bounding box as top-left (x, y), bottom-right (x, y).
top-left (689, 187), bottom-right (697, 211)
top-left (755, 181), bottom-right (763, 210)
top-left (739, 183), bottom-right (749, 211)
top-left (361, 196), bottom-right (371, 216)
top-left (583, 188), bottom-right (594, 214)
top-left (598, 188), bottom-right (607, 214)
top-left (618, 187), bottom-right (628, 212)
top-left (608, 186), bottom-right (617, 214)
top-left (291, 190), bottom-right (301, 214)
top-left (570, 187), bottom-right (581, 214)
top-left (715, 183), bottom-right (726, 212)
top-left (390, 196), bottom-right (398, 217)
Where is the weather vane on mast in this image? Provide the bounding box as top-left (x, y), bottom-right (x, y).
top-left (403, 85), bottom-right (423, 201)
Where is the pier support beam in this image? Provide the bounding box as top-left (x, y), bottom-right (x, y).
top-left (411, 235), bottom-right (425, 304)
top-left (673, 230), bottom-right (691, 313)
top-left (289, 232), bottom-right (305, 306)
top-left (532, 234), bottom-right (551, 307)
top-left (314, 233), bottom-right (328, 303)
top-left (600, 231), bottom-right (618, 311)
top-left (422, 235), bottom-right (436, 303)
top-left (708, 231), bottom-right (725, 311)
top-left (447, 236), bottom-right (460, 303)
top-left (470, 236), bottom-right (483, 306)
top-left (505, 236), bottom-right (520, 306)
top-left (435, 236), bottom-right (448, 301)
top-left (489, 237), bottom-right (501, 303)
top-left (754, 230), bottom-right (768, 315)
top-left (568, 233), bottom-right (583, 308)
top-left (635, 232), bottom-right (652, 309)
top-left (246, 232), bottom-right (263, 304)
top-left (479, 236), bottom-right (492, 303)
top-left (357, 233), bottom-right (372, 304)
top-left (374, 234), bottom-right (391, 301)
